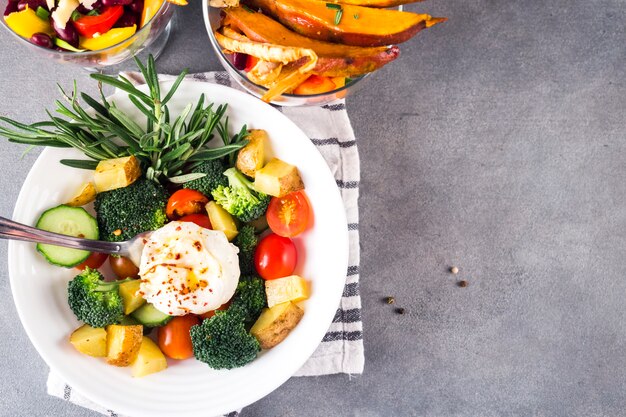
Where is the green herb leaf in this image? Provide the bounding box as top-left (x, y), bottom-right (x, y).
top-left (60, 159), bottom-right (100, 170)
top-left (86, 9), bottom-right (99, 16)
top-left (71, 9), bottom-right (81, 21)
top-left (167, 172), bottom-right (207, 183)
top-left (326, 2), bottom-right (341, 9)
top-left (353, 13), bottom-right (359, 19)
top-left (334, 8), bottom-right (343, 25)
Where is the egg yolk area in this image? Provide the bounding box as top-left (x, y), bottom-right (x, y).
top-left (138, 221), bottom-right (240, 316)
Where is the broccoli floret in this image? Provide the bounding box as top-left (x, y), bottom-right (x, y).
top-left (211, 168), bottom-right (270, 222)
top-left (94, 178), bottom-right (168, 242)
top-left (234, 225), bottom-right (258, 275)
top-left (229, 275), bottom-right (267, 323)
top-left (183, 159), bottom-right (228, 196)
top-left (67, 268), bottom-right (125, 328)
top-left (190, 311), bottom-right (260, 369)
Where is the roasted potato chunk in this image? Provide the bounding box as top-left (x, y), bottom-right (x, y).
top-left (236, 129), bottom-right (267, 177)
top-left (254, 158), bottom-right (304, 197)
top-left (251, 301), bottom-right (304, 349)
top-left (131, 337), bottom-right (168, 377)
top-left (106, 324), bottom-right (143, 366)
top-left (69, 324), bottom-right (107, 357)
top-left (94, 155), bottom-right (141, 193)
top-left (265, 275), bottom-right (309, 308)
top-left (66, 182), bottom-right (97, 207)
top-left (206, 201), bottom-right (238, 241)
top-left (119, 280), bottom-right (146, 315)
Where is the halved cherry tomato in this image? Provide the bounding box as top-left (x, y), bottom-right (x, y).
top-left (293, 75), bottom-right (337, 95)
top-left (266, 191), bottom-right (311, 238)
top-left (109, 255), bottom-right (139, 278)
top-left (75, 252), bottom-right (108, 270)
top-left (74, 6), bottom-right (123, 38)
top-left (254, 233), bottom-right (297, 280)
top-left (199, 300), bottom-right (231, 319)
top-left (179, 213), bottom-right (212, 229)
top-left (158, 315), bottom-right (200, 360)
top-left (166, 189), bottom-right (209, 220)
top-left (244, 55), bottom-right (259, 72)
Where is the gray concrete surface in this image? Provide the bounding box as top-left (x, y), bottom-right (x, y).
top-left (1, 0), bottom-right (626, 416)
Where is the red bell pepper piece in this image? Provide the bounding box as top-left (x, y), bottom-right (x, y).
top-left (74, 5), bottom-right (123, 38)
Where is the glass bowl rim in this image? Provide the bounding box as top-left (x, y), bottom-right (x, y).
top-left (0, 0), bottom-right (172, 57)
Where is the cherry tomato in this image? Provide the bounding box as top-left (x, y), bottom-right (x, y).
top-left (199, 300), bottom-right (231, 319)
top-left (109, 255), bottom-right (139, 278)
top-left (179, 213), bottom-right (212, 229)
top-left (73, 5), bottom-right (124, 38)
top-left (165, 189), bottom-right (209, 220)
top-left (244, 55), bottom-right (259, 72)
top-left (254, 233), bottom-right (297, 280)
top-left (75, 252), bottom-right (108, 270)
top-left (266, 191), bottom-right (311, 238)
top-left (293, 75), bottom-right (337, 95)
top-left (158, 315), bottom-right (200, 360)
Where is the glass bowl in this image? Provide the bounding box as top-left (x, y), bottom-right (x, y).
top-left (202, 1), bottom-right (368, 107)
top-left (0, 0), bottom-right (174, 69)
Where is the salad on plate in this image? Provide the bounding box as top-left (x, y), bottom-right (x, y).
top-left (0, 56), bottom-right (314, 377)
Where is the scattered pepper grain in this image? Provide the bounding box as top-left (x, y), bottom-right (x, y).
top-left (395, 307), bottom-right (406, 315)
top-left (457, 280), bottom-right (468, 288)
top-left (386, 296), bottom-right (395, 305)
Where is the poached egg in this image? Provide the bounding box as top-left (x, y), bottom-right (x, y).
top-left (138, 221), bottom-right (240, 316)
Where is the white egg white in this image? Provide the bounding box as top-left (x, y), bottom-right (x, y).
top-left (138, 221), bottom-right (240, 316)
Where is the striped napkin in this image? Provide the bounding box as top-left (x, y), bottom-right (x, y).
top-left (47, 71), bottom-right (363, 417)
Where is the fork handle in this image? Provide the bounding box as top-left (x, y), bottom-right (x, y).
top-left (0, 216), bottom-right (123, 255)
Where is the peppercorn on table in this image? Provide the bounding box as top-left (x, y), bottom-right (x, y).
top-left (2, 0), bottom-right (626, 415)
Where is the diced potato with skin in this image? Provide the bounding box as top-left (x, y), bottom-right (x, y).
top-left (265, 275), bottom-right (309, 308)
top-left (106, 324), bottom-right (143, 366)
top-left (236, 129), bottom-right (267, 178)
top-left (66, 182), bottom-right (97, 207)
top-left (131, 336), bottom-right (168, 377)
top-left (206, 201), bottom-right (238, 241)
top-left (119, 280), bottom-right (146, 315)
top-left (94, 155), bottom-right (141, 193)
top-left (254, 158), bottom-right (304, 198)
top-left (251, 301), bottom-right (304, 349)
top-left (69, 324), bottom-right (107, 357)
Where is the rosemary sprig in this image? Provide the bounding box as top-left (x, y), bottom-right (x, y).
top-left (326, 2), bottom-right (343, 25)
top-left (0, 55), bottom-right (248, 183)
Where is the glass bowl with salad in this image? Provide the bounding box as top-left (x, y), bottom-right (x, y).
top-left (1, 0), bottom-right (175, 67)
top-left (203, 0), bottom-right (446, 106)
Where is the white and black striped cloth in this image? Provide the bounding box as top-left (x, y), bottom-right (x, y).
top-left (47, 72), bottom-right (364, 417)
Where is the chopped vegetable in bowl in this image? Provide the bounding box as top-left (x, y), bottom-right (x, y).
top-left (2, 0), bottom-right (179, 52)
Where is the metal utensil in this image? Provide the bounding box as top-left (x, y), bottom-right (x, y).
top-left (0, 216), bottom-right (148, 266)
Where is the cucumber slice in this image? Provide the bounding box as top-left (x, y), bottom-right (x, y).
top-left (131, 303), bottom-right (172, 327)
top-left (119, 316), bottom-right (153, 335)
top-left (35, 205), bottom-right (99, 267)
top-left (119, 316), bottom-right (141, 326)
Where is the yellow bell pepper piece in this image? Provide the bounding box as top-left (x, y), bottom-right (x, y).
top-left (79, 25), bottom-right (137, 51)
top-left (140, 0), bottom-right (165, 27)
top-left (4, 7), bottom-right (53, 39)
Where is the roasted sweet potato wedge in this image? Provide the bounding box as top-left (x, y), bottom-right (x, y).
top-left (243, 0), bottom-right (446, 47)
top-left (224, 7), bottom-right (400, 77)
top-left (324, 0), bottom-right (422, 7)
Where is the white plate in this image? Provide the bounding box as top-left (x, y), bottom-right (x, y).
top-left (8, 80), bottom-right (348, 417)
